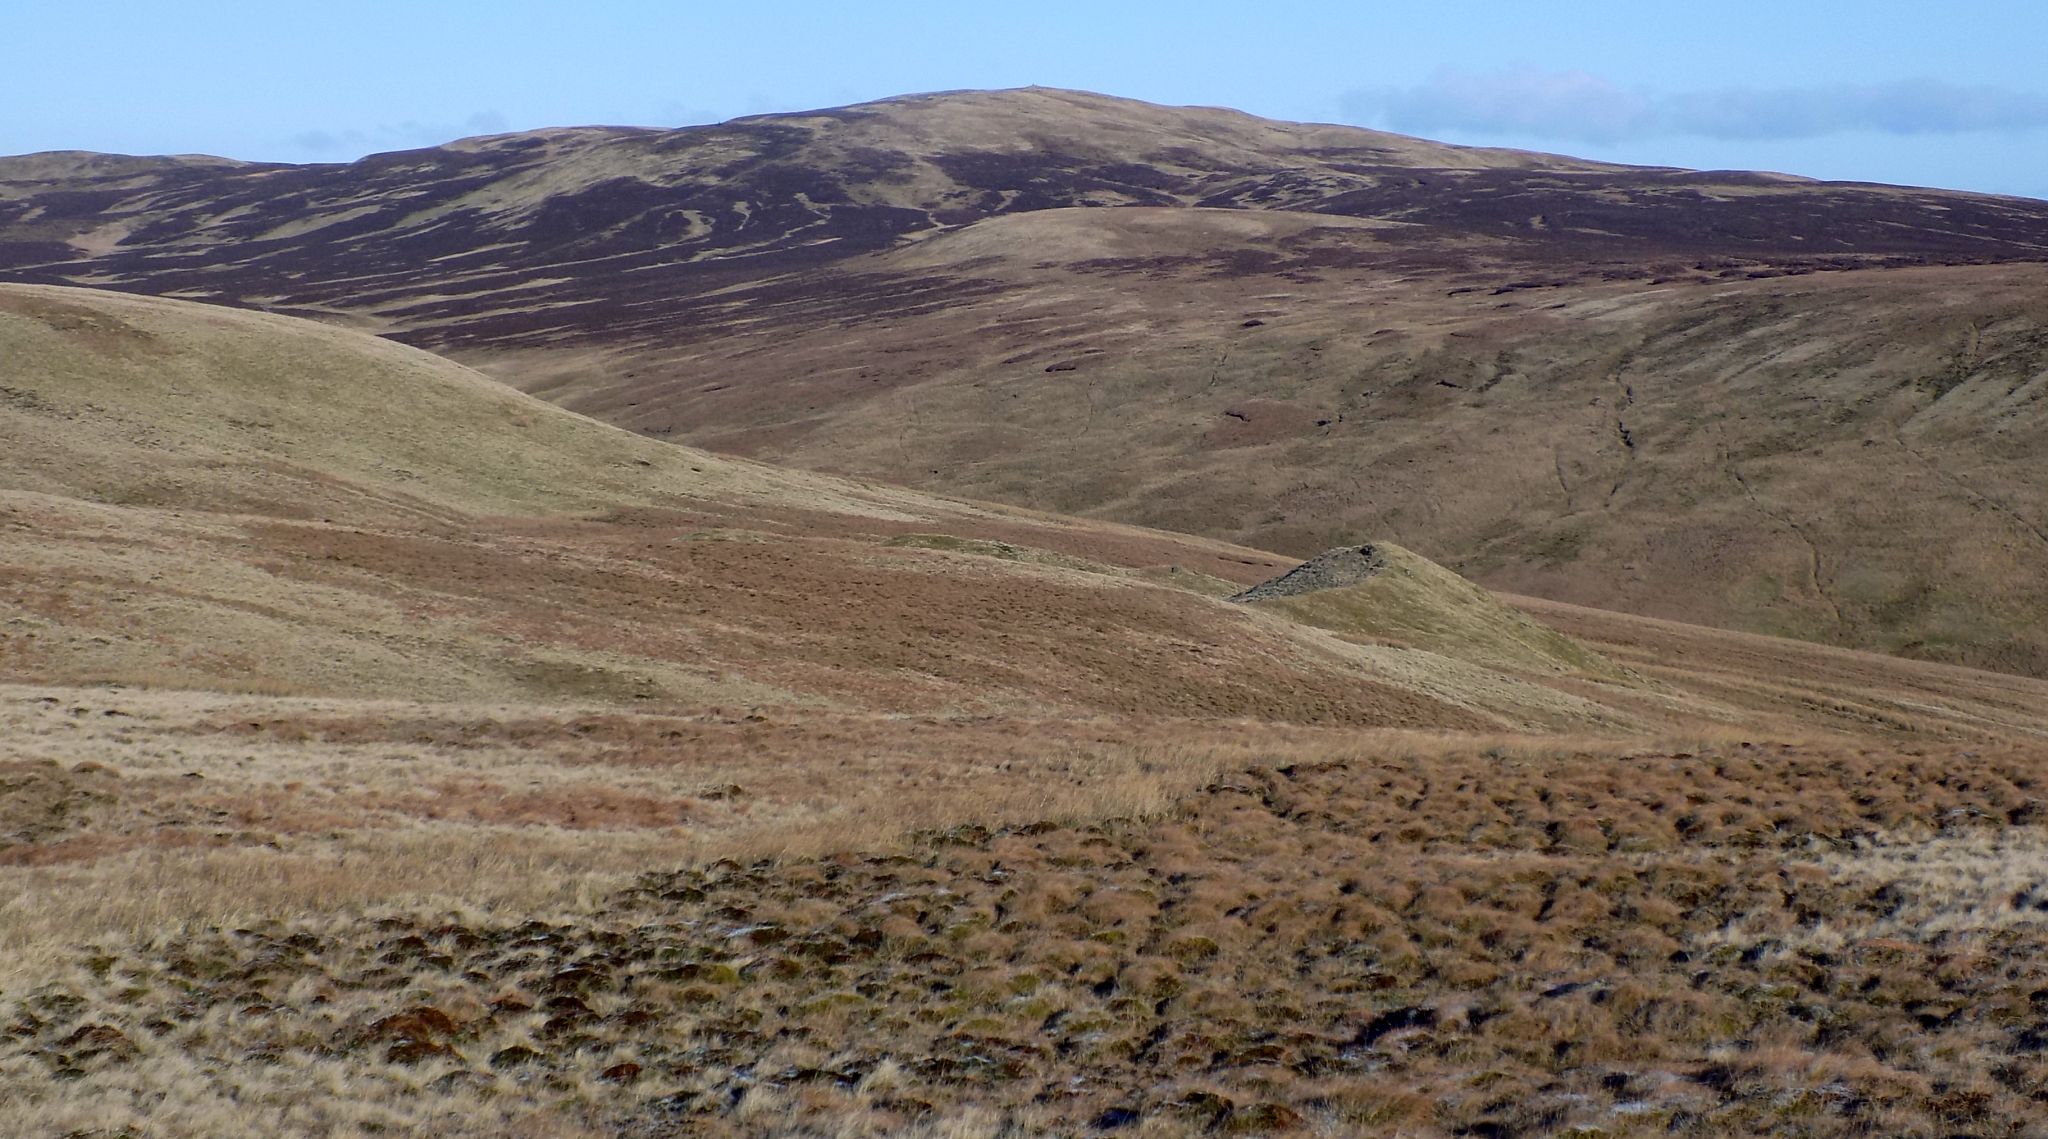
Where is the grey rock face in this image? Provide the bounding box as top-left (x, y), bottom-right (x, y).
top-left (1229, 545), bottom-right (1388, 603)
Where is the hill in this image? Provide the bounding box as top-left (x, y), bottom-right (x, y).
top-left (1232, 543), bottom-right (1620, 677)
top-left (6, 87), bottom-right (2044, 339)
top-left (11, 282), bottom-right (2042, 734)
top-left (0, 281), bottom-right (1550, 726)
top-left (4, 88), bottom-right (2047, 676)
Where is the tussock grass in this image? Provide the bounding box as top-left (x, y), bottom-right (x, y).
top-left (0, 683), bottom-right (1270, 995)
top-left (9, 717), bottom-right (2048, 1136)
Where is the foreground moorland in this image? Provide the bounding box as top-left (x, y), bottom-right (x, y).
top-left (5, 284), bottom-right (2048, 1137)
top-left (10, 700), bottom-right (2048, 1137)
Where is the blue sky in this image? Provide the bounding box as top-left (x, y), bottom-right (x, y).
top-left (8, 1), bottom-right (2048, 199)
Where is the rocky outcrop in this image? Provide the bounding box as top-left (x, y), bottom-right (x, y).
top-left (1229, 545), bottom-right (1389, 603)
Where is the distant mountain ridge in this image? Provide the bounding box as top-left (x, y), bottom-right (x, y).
top-left (3, 87), bottom-right (2046, 353)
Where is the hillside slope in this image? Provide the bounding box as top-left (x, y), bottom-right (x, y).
top-left (580, 233), bottom-right (2048, 677)
top-left (1, 283), bottom-right (1619, 731)
top-left (7, 283), bottom-right (2044, 740)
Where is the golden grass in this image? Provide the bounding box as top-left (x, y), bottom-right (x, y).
top-left (0, 282), bottom-right (940, 525)
top-left (12, 284), bottom-right (2048, 748)
top-left (0, 678), bottom-right (1801, 996)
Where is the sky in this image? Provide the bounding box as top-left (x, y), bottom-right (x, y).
top-left (7, 1), bottom-right (2048, 199)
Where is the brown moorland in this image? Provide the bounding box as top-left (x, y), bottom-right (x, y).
top-left (12, 709), bottom-right (2048, 1137)
top-left (5, 286), bottom-right (2048, 1135)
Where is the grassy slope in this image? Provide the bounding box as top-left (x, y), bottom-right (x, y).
top-left (0, 283), bottom-right (1608, 731)
top-left (1241, 541), bottom-right (1621, 678)
top-left (0, 283), bottom-right (911, 522)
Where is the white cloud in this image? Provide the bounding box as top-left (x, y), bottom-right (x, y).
top-left (1344, 68), bottom-right (2048, 143)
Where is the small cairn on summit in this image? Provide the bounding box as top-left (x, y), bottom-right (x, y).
top-left (1229, 545), bottom-right (1389, 603)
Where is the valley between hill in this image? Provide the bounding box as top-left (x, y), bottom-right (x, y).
top-left (6, 88), bottom-right (2048, 672)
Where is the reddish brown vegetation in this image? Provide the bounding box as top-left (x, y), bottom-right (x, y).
top-left (18, 739), bottom-right (2048, 1136)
